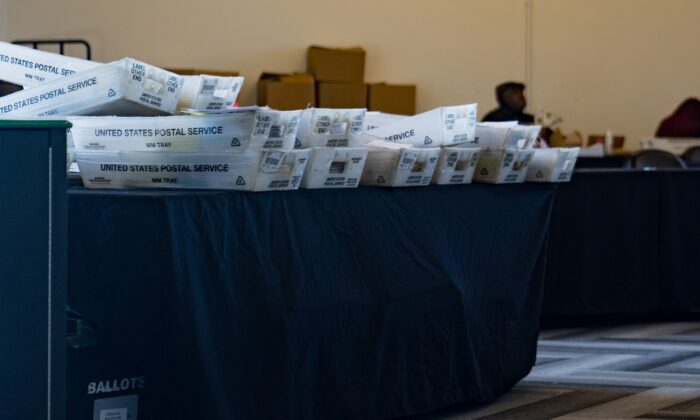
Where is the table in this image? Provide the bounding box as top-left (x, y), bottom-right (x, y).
top-left (575, 156), bottom-right (632, 169)
top-left (0, 121), bottom-right (68, 420)
top-left (542, 169), bottom-right (700, 319)
top-left (66, 184), bottom-right (555, 420)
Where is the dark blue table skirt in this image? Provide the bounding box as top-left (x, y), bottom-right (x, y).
top-left (66, 184), bottom-right (555, 420)
top-left (543, 169), bottom-right (700, 318)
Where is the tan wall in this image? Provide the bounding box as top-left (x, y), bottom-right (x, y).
top-left (3, 0), bottom-right (527, 119)
top-left (0, 0), bottom-right (8, 41)
top-left (531, 0), bottom-right (700, 149)
top-left (3, 0), bottom-right (700, 148)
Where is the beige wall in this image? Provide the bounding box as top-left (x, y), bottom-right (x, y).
top-left (3, 0), bottom-right (527, 119)
top-left (0, 0), bottom-right (8, 41)
top-left (531, 0), bottom-right (700, 149)
top-left (3, 0), bottom-right (700, 148)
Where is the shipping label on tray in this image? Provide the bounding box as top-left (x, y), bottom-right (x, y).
top-left (296, 108), bottom-right (366, 148)
top-left (249, 109), bottom-right (302, 150)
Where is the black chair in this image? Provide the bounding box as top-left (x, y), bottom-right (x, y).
top-left (1, 39), bottom-right (92, 98)
top-left (682, 146), bottom-right (700, 167)
top-left (633, 149), bottom-right (686, 170)
top-left (12, 39), bottom-right (92, 60)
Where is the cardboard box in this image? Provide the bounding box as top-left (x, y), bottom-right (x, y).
top-left (69, 112), bottom-right (256, 153)
top-left (361, 147), bottom-right (441, 187)
top-left (307, 46), bottom-right (365, 83)
top-left (296, 108), bottom-right (366, 148)
top-left (301, 147), bottom-right (368, 189)
top-left (366, 104), bottom-right (478, 148)
top-left (166, 68), bottom-right (239, 77)
top-left (257, 72), bottom-right (315, 110)
top-left (432, 146), bottom-right (481, 185)
top-left (75, 149), bottom-right (309, 191)
top-left (367, 83), bottom-right (416, 115)
top-left (473, 148), bottom-right (535, 184)
top-left (317, 82), bottom-right (367, 108)
top-left (0, 58), bottom-right (183, 117)
top-left (526, 147), bottom-right (580, 183)
top-left (588, 134), bottom-right (625, 148)
top-left (549, 128), bottom-right (583, 147)
top-left (0, 40), bottom-right (95, 87)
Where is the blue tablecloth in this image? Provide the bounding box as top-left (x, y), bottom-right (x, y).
top-left (543, 169), bottom-right (700, 318)
top-left (66, 184), bottom-right (555, 420)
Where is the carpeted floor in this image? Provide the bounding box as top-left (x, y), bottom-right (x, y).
top-left (408, 321), bottom-right (700, 419)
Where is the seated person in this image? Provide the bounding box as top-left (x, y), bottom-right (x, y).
top-left (656, 98), bottom-right (700, 138)
top-left (482, 81), bottom-right (535, 124)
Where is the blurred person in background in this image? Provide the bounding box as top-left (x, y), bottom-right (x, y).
top-left (483, 81), bottom-right (535, 124)
top-left (656, 98), bottom-right (700, 138)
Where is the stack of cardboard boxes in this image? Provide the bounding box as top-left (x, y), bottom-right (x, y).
top-left (256, 73), bottom-right (316, 111)
top-left (257, 46), bottom-right (416, 115)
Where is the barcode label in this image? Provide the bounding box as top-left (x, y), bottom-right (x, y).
top-left (327, 139), bottom-right (349, 147)
top-left (329, 162), bottom-right (346, 174)
top-left (260, 150), bottom-right (286, 172)
top-left (446, 152), bottom-right (459, 167)
top-left (398, 151), bottom-right (418, 170)
top-left (502, 152), bottom-right (515, 168)
top-left (200, 81), bottom-right (217, 93)
top-left (269, 125), bottom-right (285, 138)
